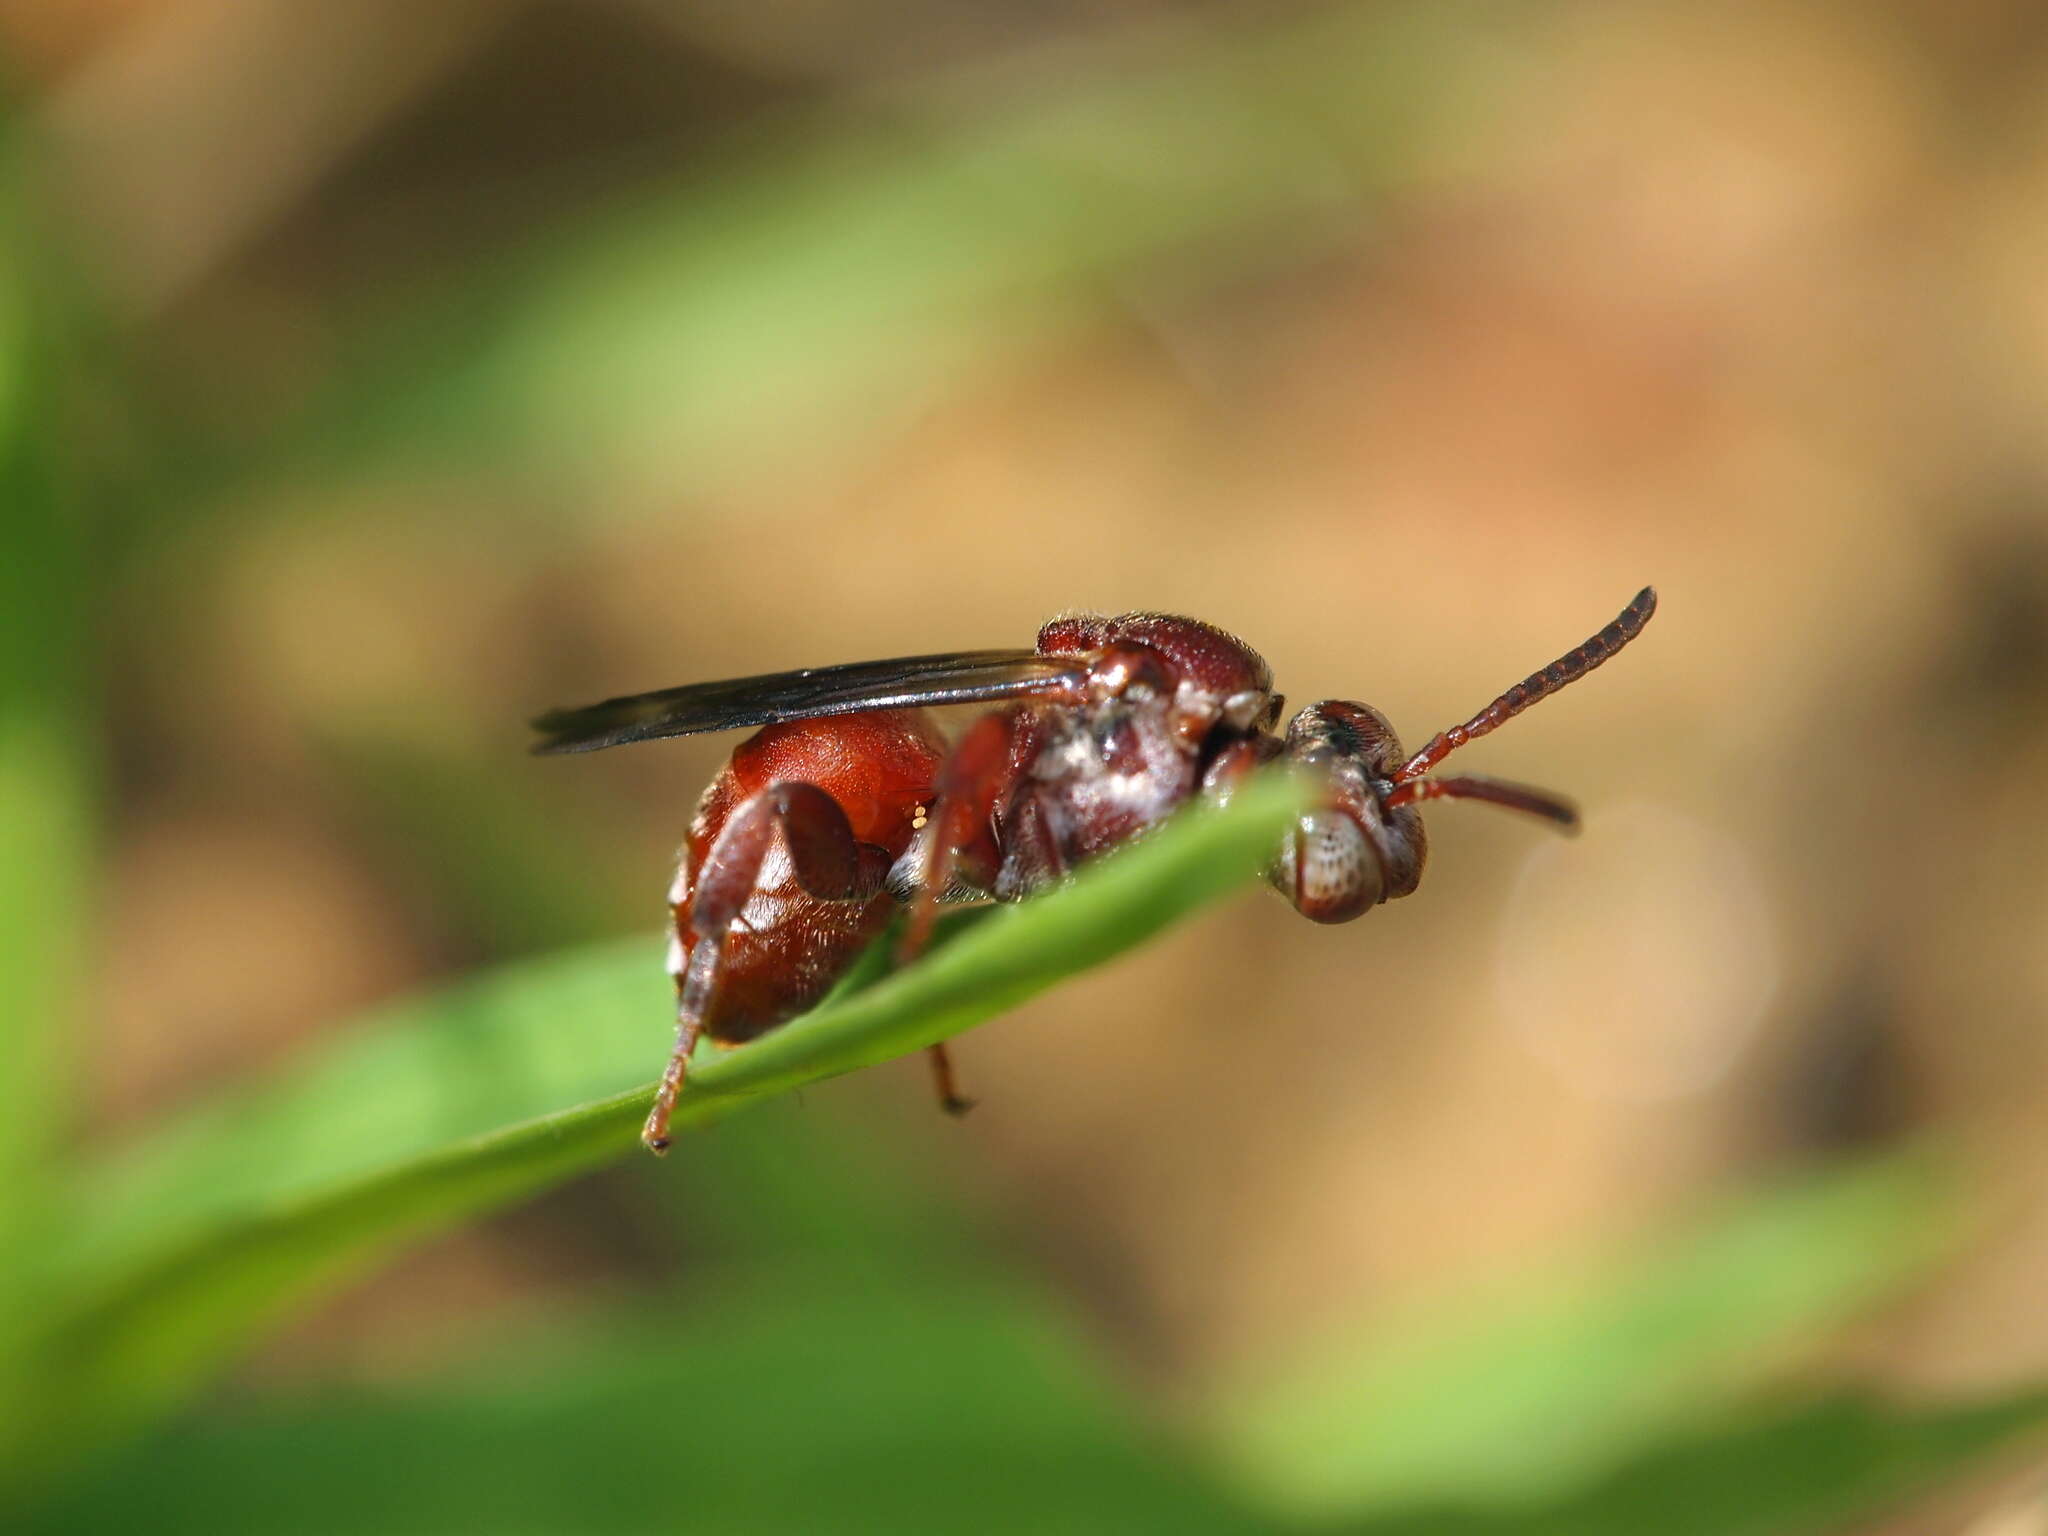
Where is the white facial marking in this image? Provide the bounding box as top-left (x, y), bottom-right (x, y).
top-left (1221, 690), bottom-right (1265, 730)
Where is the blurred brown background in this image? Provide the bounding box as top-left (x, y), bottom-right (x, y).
top-left (18, 0), bottom-right (2048, 1513)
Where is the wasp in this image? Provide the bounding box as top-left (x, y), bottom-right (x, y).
top-left (533, 588), bottom-right (1657, 1152)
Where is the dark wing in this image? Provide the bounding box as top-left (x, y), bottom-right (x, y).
top-left (531, 648), bottom-right (1081, 754)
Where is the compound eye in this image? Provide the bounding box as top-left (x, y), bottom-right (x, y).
top-left (1276, 809), bottom-right (1383, 923)
top-left (1285, 700), bottom-right (1404, 776)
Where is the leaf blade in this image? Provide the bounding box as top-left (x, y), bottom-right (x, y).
top-left (19, 772), bottom-right (1303, 1480)
top-left (1207, 1152), bottom-right (1963, 1520)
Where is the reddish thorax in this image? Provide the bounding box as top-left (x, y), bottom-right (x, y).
top-left (1013, 611), bottom-right (1276, 862)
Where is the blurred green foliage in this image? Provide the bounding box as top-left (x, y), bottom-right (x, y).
top-left (40, 1307), bottom-right (2048, 1536)
top-left (0, 90), bottom-right (95, 1484)
top-left (1211, 1154), bottom-right (1962, 1515)
top-left (23, 1130), bottom-right (2048, 1535)
top-left (7, 777), bottom-right (1301, 1493)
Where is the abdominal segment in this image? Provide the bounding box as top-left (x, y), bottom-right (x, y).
top-left (673, 886), bottom-right (896, 1044)
top-left (666, 708), bottom-right (945, 1045)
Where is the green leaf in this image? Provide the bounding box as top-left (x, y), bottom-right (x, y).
top-left (23, 1276), bottom-right (2048, 1536)
top-left (1206, 1153), bottom-right (1965, 1521)
top-left (1343, 1387), bottom-right (2048, 1536)
top-left (27, 1281), bottom-right (1271, 1536)
top-left (11, 771), bottom-right (1303, 1484)
top-left (0, 86), bottom-right (96, 1440)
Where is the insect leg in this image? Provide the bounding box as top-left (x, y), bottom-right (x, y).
top-left (891, 706), bottom-right (1043, 1117)
top-left (1198, 735), bottom-right (1282, 804)
top-left (927, 1042), bottom-right (973, 1117)
top-left (646, 780), bottom-right (889, 1153)
top-left (894, 707), bottom-right (1034, 962)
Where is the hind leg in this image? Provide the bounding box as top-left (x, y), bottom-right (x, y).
top-left (647, 780), bottom-right (890, 1152)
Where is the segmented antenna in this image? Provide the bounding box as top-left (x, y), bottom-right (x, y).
top-left (1380, 773), bottom-right (1580, 830)
top-left (1394, 587), bottom-right (1658, 784)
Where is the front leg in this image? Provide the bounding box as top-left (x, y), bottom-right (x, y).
top-left (889, 706), bottom-right (1047, 1116)
top-left (1198, 734), bottom-right (1281, 806)
top-left (891, 706), bottom-right (1043, 960)
top-left (647, 781), bottom-right (889, 1153)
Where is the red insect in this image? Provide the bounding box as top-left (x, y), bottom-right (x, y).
top-left (533, 588), bottom-right (1657, 1153)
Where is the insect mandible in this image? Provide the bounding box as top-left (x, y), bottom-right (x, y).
top-left (532, 588), bottom-right (1658, 1152)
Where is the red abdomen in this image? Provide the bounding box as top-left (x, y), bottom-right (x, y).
top-left (672, 710), bottom-right (944, 1042)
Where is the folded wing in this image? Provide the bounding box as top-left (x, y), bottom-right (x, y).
top-left (531, 649), bottom-right (1081, 753)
